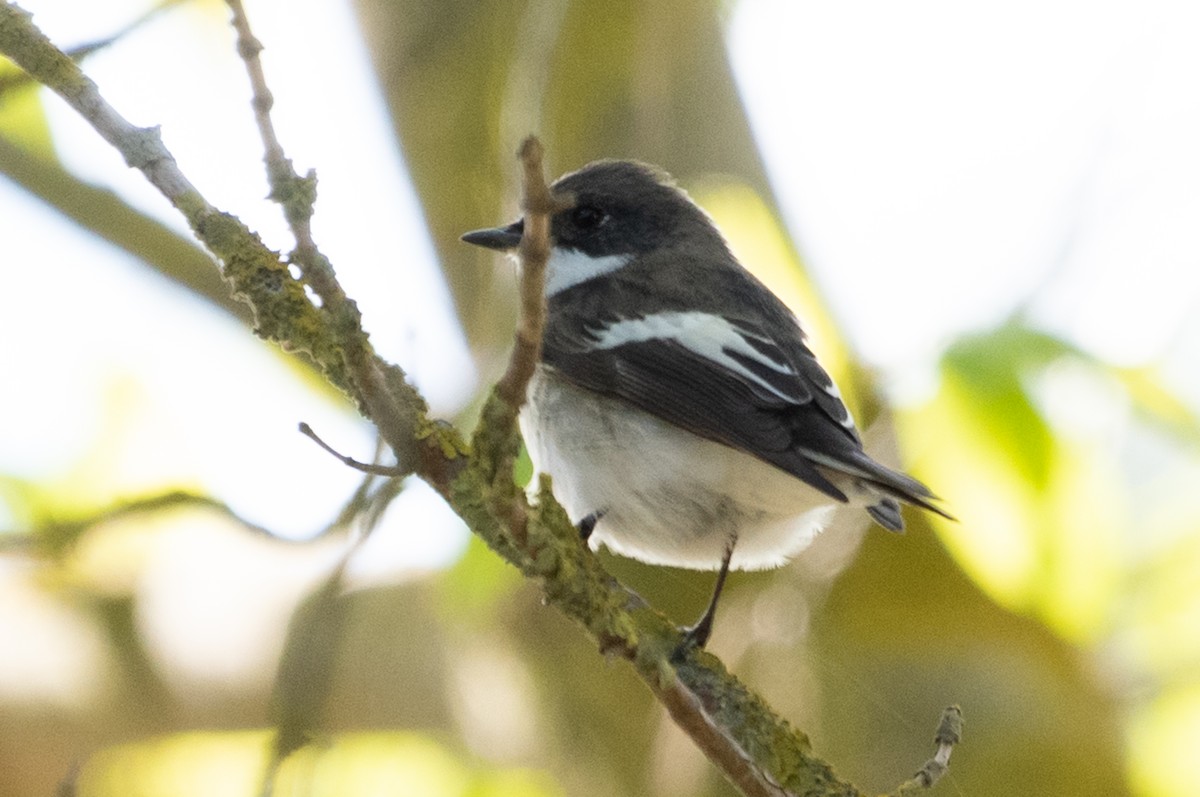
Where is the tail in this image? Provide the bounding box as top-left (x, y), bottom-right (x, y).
top-left (802, 446), bottom-right (955, 532)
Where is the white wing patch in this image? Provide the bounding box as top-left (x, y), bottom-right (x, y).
top-left (587, 311), bottom-right (800, 402)
top-left (545, 248), bottom-right (632, 296)
top-left (814, 371), bottom-right (856, 430)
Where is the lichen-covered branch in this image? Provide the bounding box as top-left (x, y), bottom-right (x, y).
top-left (224, 0), bottom-right (432, 475)
top-left (0, 5), bottom-right (960, 795)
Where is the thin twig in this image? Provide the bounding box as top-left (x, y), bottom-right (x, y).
top-left (298, 422), bottom-right (406, 478)
top-left (224, 0), bottom-right (317, 240)
top-left (891, 706), bottom-right (963, 795)
top-left (493, 136), bottom-right (568, 409)
top-left (476, 136), bottom-right (562, 545)
top-left (223, 0), bottom-right (425, 473)
top-left (224, 0), bottom-right (290, 197)
top-left (224, 0), bottom-right (336, 314)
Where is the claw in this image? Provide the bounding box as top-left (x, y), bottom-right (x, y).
top-left (671, 540), bottom-right (735, 657)
top-left (578, 511), bottom-right (603, 542)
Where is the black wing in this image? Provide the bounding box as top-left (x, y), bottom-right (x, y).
top-left (540, 250), bottom-right (947, 521)
top-left (542, 314), bottom-right (863, 503)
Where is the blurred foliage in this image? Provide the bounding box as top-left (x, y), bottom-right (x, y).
top-left (75, 729), bottom-right (564, 797)
top-left (0, 55), bottom-right (52, 155)
top-left (3, 2), bottom-right (1200, 797)
top-left (903, 325), bottom-right (1124, 639)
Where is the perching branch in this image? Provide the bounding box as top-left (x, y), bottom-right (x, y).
top-left (0, 5), bottom-right (960, 795)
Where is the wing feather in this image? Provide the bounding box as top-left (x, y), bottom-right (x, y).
top-left (540, 250), bottom-right (946, 517)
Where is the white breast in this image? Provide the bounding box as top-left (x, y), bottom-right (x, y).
top-left (521, 367), bottom-right (838, 571)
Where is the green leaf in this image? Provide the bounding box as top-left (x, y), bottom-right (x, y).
top-left (898, 322), bottom-right (1126, 640)
top-left (0, 61), bottom-right (54, 158)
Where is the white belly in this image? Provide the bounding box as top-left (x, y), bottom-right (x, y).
top-left (520, 368), bottom-right (837, 571)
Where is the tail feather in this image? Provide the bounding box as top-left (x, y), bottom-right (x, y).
top-left (802, 446), bottom-right (956, 524)
top-left (867, 498), bottom-right (905, 532)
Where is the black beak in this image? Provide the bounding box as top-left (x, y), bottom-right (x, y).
top-left (461, 219), bottom-right (524, 251)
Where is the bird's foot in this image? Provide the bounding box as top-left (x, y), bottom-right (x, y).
top-left (671, 540), bottom-right (734, 659)
top-left (578, 511), bottom-right (604, 542)
top-left (673, 614), bottom-right (715, 659)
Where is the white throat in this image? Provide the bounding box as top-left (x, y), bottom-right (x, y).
top-left (544, 247), bottom-right (631, 296)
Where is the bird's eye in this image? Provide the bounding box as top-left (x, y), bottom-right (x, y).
top-left (571, 205), bottom-right (608, 230)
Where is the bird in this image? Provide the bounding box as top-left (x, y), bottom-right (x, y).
top-left (462, 159), bottom-right (949, 648)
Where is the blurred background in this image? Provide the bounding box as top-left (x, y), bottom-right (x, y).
top-left (2, 0), bottom-right (1199, 795)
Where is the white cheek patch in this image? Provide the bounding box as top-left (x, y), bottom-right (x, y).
top-left (589, 311), bottom-right (801, 403)
top-left (545, 248), bottom-right (632, 296)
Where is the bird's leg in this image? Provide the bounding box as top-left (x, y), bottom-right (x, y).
top-left (578, 510), bottom-right (604, 542)
top-left (677, 539), bottom-right (735, 653)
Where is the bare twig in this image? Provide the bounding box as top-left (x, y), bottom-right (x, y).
top-left (494, 136), bottom-right (566, 410)
top-left (890, 706), bottom-right (963, 795)
top-left (471, 136), bottom-right (563, 545)
top-left (224, 0), bottom-right (294, 207)
top-left (298, 422), bottom-right (406, 478)
top-left (223, 0), bottom-right (427, 475)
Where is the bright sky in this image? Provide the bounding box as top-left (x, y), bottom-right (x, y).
top-left (732, 0), bottom-right (1200, 376)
